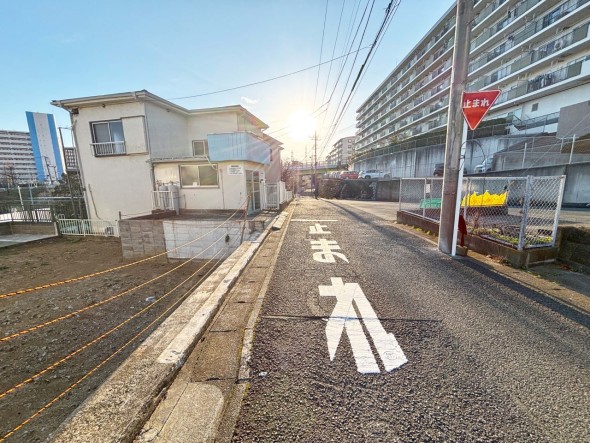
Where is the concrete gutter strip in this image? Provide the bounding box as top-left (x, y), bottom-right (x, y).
top-left (271, 211), bottom-right (289, 230)
top-left (48, 217), bottom-right (279, 443)
top-left (157, 242), bottom-right (259, 366)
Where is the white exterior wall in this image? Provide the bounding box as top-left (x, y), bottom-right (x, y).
top-left (522, 82), bottom-right (590, 119)
top-left (188, 112), bottom-right (238, 139)
top-left (145, 103), bottom-right (189, 158)
top-left (73, 102), bottom-right (153, 220)
top-left (153, 160), bottom-right (260, 211)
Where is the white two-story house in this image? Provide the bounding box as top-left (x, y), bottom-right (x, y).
top-left (52, 90), bottom-right (282, 220)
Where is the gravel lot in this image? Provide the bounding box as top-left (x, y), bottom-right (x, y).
top-left (0, 237), bottom-right (216, 442)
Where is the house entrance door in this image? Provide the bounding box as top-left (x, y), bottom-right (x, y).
top-left (246, 170), bottom-right (261, 213)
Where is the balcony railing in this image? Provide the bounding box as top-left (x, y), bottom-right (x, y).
top-left (91, 141), bottom-right (126, 157)
top-left (470, 21), bottom-right (589, 90)
top-left (496, 58), bottom-right (587, 105)
top-left (472, 0), bottom-right (542, 48)
top-left (469, 0), bottom-right (590, 74)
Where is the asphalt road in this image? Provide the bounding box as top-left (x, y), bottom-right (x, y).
top-left (232, 197), bottom-right (590, 442)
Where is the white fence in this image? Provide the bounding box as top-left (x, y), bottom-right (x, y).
top-left (263, 181), bottom-right (291, 210)
top-left (0, 207), bottom-right (53, 222)
top-left (57, 219), bottom-right (119, 237)
top-left (399, 175), bottom-right (566, 250)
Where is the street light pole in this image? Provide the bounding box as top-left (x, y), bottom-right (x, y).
top-left (438, 0), bottom-right (474, 255)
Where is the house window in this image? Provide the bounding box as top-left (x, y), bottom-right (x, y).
top-left (179, 164), bottom-right (218, 187)
top-left (91, 120), bottom-right (125, 156)
top-left (531, 103), bottom-right (539, 112)
top-left (192, 140), bottom-right (208, 157)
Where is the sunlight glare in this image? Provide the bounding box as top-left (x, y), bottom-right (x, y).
top-left (287, 110), bottom-right (316, 141)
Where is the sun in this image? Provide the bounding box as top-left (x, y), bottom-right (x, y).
top-left (287, 110), bottom-right (316, 141)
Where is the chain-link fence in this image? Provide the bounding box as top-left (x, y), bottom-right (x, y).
top-left (399, 178), bottom-right (444, 222)
top-left (399, 175), bottom-right (566, 250)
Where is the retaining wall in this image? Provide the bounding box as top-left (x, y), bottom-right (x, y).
top-left (9, 222), bottom-right (57, 235)
top-left (557, 226), bottom-right (590, 272)
top-left (119, 219), bottom-right (262, 260)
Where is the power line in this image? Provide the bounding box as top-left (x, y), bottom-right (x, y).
top-left (318, 0), bottom-right (376, 158)
top-left (320, 0), bottom-right (347, 107)
top-left (319, 0), bottom-right (400, 160)
top-left (317, 0), bottom-right (373, 140)
top-left (170, 46), bottom-right (371, 100)
top-left (314, 0), bottom-right (330, 109)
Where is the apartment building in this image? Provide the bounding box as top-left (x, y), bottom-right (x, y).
top-left (0, 130), bottom-right (37, 186)
top-left (326, 136), bottom-right (356, 167)
top-left (355, 0), bottom-right (590, 164)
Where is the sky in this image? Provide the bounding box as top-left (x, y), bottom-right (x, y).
top-left (1, 0), bottom-right (456, 162)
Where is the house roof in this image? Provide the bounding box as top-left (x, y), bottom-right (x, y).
top-left (51, 89), bottom-right (270, 130)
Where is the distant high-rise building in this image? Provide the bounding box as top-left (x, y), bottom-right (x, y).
top-left (26, 112), bottom-right (63, 184)
top-left (0, 130), bottom-right (37, 186)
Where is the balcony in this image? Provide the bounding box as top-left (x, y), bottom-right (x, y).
top-left (496, 57), bottom-right (589, 105)
top-left (469, 0), bottom-right (590, 74)
top-left (91, 141), bottom-right (126, 157)
top-left (470, 21), bottom-right (589, 90)
top-left (207, 132), bottom-right (273, 164)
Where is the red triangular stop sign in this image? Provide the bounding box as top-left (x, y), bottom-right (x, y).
top-left (461, 90), bottom-right (501, 130)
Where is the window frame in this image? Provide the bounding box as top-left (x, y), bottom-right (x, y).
top-left (192, 140), bottom-right (209, 158)
top-left (90, 120), bottom-right (126, 156)
top-left (179, 163), bottom-right (219, 188)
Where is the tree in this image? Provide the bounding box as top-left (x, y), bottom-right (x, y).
top-left (280, 160), bottom-right (297, 191)
top-left (0, 164), bottom-right (19, 195)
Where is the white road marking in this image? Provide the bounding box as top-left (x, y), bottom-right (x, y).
top-left (311, 239), bottom-right (349, 263)
top-left (309, 223), bottom-right (331, 235)
top-left (291, 219), bottom-right (339, 222)
top-left (319, 278), bottom-right (407, 374)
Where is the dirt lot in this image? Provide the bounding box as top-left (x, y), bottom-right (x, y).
top-left (0, 237), bottom-right (218, 442)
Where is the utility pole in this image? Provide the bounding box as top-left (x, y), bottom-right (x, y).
top-left (310, 132), bottom-right (319, 190)
top-left (438, 0), bottom-right (474, 255)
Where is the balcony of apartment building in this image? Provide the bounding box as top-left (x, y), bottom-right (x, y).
top-left (357, 69), bottom-right (452, 146)
top-left (469, 0), bottom-right (590, 76)
top-left (471, 0), bottom-right (544, 49)
top-left (356, 27), bottom-right (455, 123)
top-left (496, 55), bottom-right (590, 106)
top-left (358, 82), bottom-right (450, 143)
top-left (469, 20), bottom-right (590, 91)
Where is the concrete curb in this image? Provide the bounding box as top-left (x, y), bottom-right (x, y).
top-left (271, 211), bottom-right (289, 231)
top-left (48, 219), bottom-right (278, 443)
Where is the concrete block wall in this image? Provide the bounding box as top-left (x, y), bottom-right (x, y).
top-left (0, 223), bottom-right (11, 235)
top-left (10, 222), bottom-right (57, 235)
top-left (119, 220), bottom-right (167, 259)
top-left (163, 220), bottom-right (244, 259)
top-left (119, 219), bottom-right (256, 260)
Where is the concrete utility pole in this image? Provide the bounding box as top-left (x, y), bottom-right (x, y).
top-left (438, 0), bottom-right (474, 255)
top-left (310, 132), bottom-right (319, 188)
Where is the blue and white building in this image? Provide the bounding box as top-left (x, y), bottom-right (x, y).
top-left (26, 112), bottom-right (63, 184)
